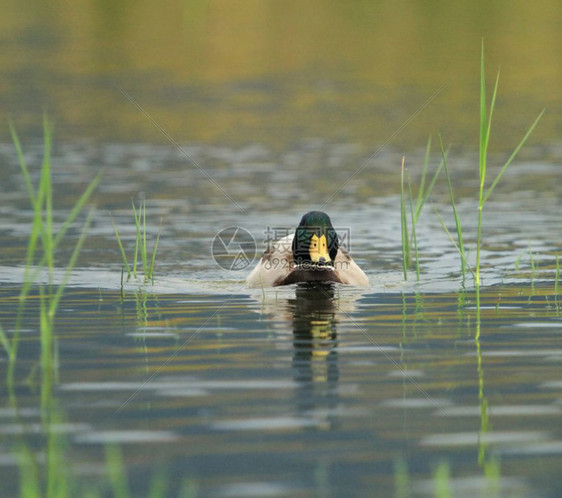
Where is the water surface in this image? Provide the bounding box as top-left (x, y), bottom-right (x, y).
top-left (2, 2), bottom-right (562, 497)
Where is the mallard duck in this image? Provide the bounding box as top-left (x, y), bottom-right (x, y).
top-left (246, 211), bottom-right (369, 288)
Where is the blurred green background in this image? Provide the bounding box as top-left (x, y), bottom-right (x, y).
top-left (1, 0), bottom-right (560, 151)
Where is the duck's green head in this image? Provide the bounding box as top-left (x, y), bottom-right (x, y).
top-left (292, 211), bottom-right (339, 267)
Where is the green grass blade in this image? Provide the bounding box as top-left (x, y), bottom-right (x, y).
top-left (18, 444), bottom-right (41, 498)
top-left (148, 468), bottom-right (168, 498)
top-left (142, 200), bottom-right (148, 275)
top-left (514, 251), bottom-right (523, 271)
top-left (132, 200), bottom-right (140, 279)
top-left (434, 461), bottom-right (452, 498)
top-left (105, 445), bottom-right (131, 498)
top-left (439, 136), bottom-right (466, 280)
top-left (414, 135), bottom-right (432, 217)
top-left (43, 407), bottom-right (70, 498)
top-left (20, 169), bottom-right (101, 303)
top-left (476, 41), bottom-right (488, 325)
top-left (400, 157), bottom-right (409, 280)
top-left (52, 170), bottom-right (103, 249)
top-left (13, 118), bottom-right (100, 279)
top-left (529, 246), bottom-right (536, 292)
top-left (485, 68), bottom-right (500, 152)
top-left (39, 286), bottom-right (52, 381)
top-left (414, 145), bottom-right (445, 225)
top-left (434, 207), bottom-right (474, 279)
top-left (418, 152), bottom-right (445, 221)
top-left (41, 115), bottom-right (54, 281)
top-left (11, 147), bottom-right (50, 371)
top-left (407, 172), bottom-right (420, 281)
top-left (8, 119), bottom-right (100, 386)
top-left (148, 231), bottom-right (160, 282)
top-left (394, 459), bottom-right (410, 498)
top-left (26, 116), bottom-right (53, 282)
top-left (479, 40), bottom-right (487, 183)
top-left (48, 209), bottom-right (94, 317)
top-left (23, 145), bottom-right (49, 279)
top-left (18, 174), bottom-right (101, 308)
top-left (0, 322), bottom-right (10, 356)
top-left (111, 217), bottom-right (131, 278)
top-left (483, 109), bottom-right (545, 204)
top-left (9, 122), bottom-right (37, 208)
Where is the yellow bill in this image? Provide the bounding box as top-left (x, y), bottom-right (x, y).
top-left (309, 234), bottom-right (331, 264)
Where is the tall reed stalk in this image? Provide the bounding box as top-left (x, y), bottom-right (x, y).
top-left (473, 42), bottom-right (544, 333)
top-left (436, 44), bottom-right (543, 333)
top-left (400, 158), bottom-right (408, 280)
top-left (434, 136), bottom-right (471, 286)
top-left (400, 138), bottom-right (444, 281)
top-left (3, 117), bottom-right (100, 386)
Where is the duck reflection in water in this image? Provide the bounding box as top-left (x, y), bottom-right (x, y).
top-left (288, 283), bottom-right (340, 418)
top-left (247, 279), bottom-right (365, 424)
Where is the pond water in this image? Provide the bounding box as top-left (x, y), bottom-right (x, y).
top-left (2, 1), bottom-right (562, 497)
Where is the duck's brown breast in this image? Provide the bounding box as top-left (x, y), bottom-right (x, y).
top-left (273, 266), bottom-right (343, 286)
